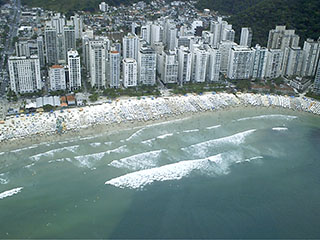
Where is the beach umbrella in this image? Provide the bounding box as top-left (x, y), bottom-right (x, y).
top-left (32, 113), bottom-right (35, 116)
top-left (16, 115), bottom-right (19, 118)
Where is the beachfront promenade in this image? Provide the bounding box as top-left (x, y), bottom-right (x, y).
top-left (0, 93), bottom-right (319, 142)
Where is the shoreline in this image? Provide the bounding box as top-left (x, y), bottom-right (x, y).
top-left (0, 93), bottom-right (319, 151)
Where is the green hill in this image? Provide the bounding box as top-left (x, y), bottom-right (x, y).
top-left (21, 0), bottom-right (137, 13)
top-left (197, 0), bottom-right (320, 46)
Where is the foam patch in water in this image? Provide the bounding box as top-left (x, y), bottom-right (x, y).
top-left (0, 187), bottom-right (23, 200)
top-left (74, 145), bottom-right (128, 168)
top-left (206, 125), bottom-right (221, 130)
top-left (30, 145), bottom-right (79, 161)
top-left (109, 149), bottom-right (165, 171)
top-left (183, 129), bottom-right (199, 133)
top-left (182, 129), bottom-right (256, 158)
top-left (272, 127), bottom-right (288, 131)
top-left (236, 114), bottom-right (297, 122)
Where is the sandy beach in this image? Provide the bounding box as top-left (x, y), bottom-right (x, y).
top-left (0, 92), bottom-right (319, 151)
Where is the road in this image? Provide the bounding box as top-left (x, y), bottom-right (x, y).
top-left (0, 0), bottom-right (21, 98)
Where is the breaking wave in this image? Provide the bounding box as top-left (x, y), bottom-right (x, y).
top-left (126, 128), bottom-right (146, 141)
top-left (206, 125), bottom-right (221, 130)
top-left (90, 142), bottom-right (102, 147)
top-left (106, 152), bottom-right (262, 189)
top-left (30, 145), bottom-right (79, 161)
top-left (0, 187), bottom-right (23, 200)
top-left (109, 149), bottom-right (165, 171)
top-left (183, 129), bottom-right (199, 133)
top-left (182, 129), bottom-right (256, 158)
top-left (236, 114), bottom-right (297, 122)
top-left (272, 127), bottom-right (288, 131)
top-left (74, 145), bottom-right (128, 168)
top-left (157, 133), bottom-right (174, 139)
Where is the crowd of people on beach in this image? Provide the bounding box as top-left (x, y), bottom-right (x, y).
top-left (0, 93), bottom-right (319, 142)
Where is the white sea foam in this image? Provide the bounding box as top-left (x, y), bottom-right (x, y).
top-left (90, 142), bottom-right (102, 147)
top-left (106, 154), bottom-right (225, 189)
top-left (237, 156), bottom-right (264, 163)
top-left (206, 125), bottom-right (221, 130)
top-left (74, 145), bottom-right (128, 168)
top-left (10, 145), bottom-right (38, 153)
top-left (157, 133), bottom-right (174, 139)
top-left (0, 173), bottom-right (9, 185)
top-left (0, 187), bottom-right (23, 200)
top-left (0, 152), bottom-right (5, 156)
top-left (182, 129), bottom-right (256, 158)
top-left (29, 145), bottom-right (79, 161)
top-left (236, 114), bottom-right (297, 122)
top-left (48, 158), bottom-right (72, 164)
top-left (104, 141), bottom-right (112, 146)
top-left (183, 129), bottom-right (199, 133)
top-left (126, 128), bottom-right (146, 141)
top-left (24, 162), bottom-right (35, 168)
top-left (272, 127), bottom-right (288, 131)
top-left (109, 149), bottom-right (165, 171)
top-left (141, 138), bottom-right (156, 146)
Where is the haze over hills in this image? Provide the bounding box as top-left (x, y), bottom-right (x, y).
top-left (20, 0), bottom-right (320, 47)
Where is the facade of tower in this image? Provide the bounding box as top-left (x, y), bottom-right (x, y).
top-left (67, 50), bottom-right (81, 90)
top-left (207, 47), bottom-right (221, 82)
top-left (109, 50), bottom-right (121, 88)
top-left (49, 65), bottom-right (66, 91)
top-left (8, 56), bottom-right (42, 93)
top-left (89, 41), bottom-right (107, 88)
top-left (178, 46), bottom-right (192, 84)
top-left (45, 27), bottom-right (58, 65)
top-left (162, 50), bottom-right (178, 84)
top-left (227, 46), bottom-right (254, 80)
top-left (123, 33), bottom-right (139, 60)
top-left (240, 27), bottom-right (253, 47)
top-left (138, 46), bottom-right (157, 85)
top-left (301, 39), bottom-right (320, 77)
top-left (251, 45), bottom-right (268, 79)
top-left (267, 26), bottom-right (300, 50)
top-left (123, 58), bottom-right (138, 88)
top-left (192, 47), bottom-right (208, 83)
top-left (265, 49), bottom-right (283, 79)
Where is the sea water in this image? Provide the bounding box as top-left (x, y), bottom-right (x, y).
top-left (0, 107), bottom-right (320, 238)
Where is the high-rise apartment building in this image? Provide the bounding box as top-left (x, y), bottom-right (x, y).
top-left (240, 27), bottom-right (253, 47)
top-left (123, 58), bottom-right (137, 88)
top-left (178, 46), bottom-right (192, 84)
top-left (267, 26), bottom-right (300, 50)
top-left (67, 50), bottom-right (81, 90)
top-left (265, 49), bottom-right (283, 79)
top-left (138, 46), bottom-right (157, 85)
top-left (49, 65), bottom-right (66, 91)
top-left (8, 56), bottom-right (42, 93)
top-left (89, 41), bottom-right (107, 88)
top-left (45, 27), bottom-right (58, 65)
top-left (161, 50), bottom-right (178, 84)
top-left (109, 50), bottom-right (120, 88)
top-left (192, 47), bottom-right (208, 83)
top-left (123, 33), bottom-right (139, 60)
top-left (227, 46), bottom-right (254, 80)
top-left (301, 39), bottom-right (320, 77)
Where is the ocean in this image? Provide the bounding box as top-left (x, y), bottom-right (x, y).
top-left (0, 107), bottom-right (320, 239)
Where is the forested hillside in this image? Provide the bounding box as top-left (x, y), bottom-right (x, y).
top-left (21, 0), bottom-right (137, 12)
top-left (21, 0), bottom-right (320, 47)
top-left (197, 0), bottom-right (320, 46)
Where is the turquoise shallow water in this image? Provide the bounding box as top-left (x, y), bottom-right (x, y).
top-left (0, 107), bottom-right (320, 238)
